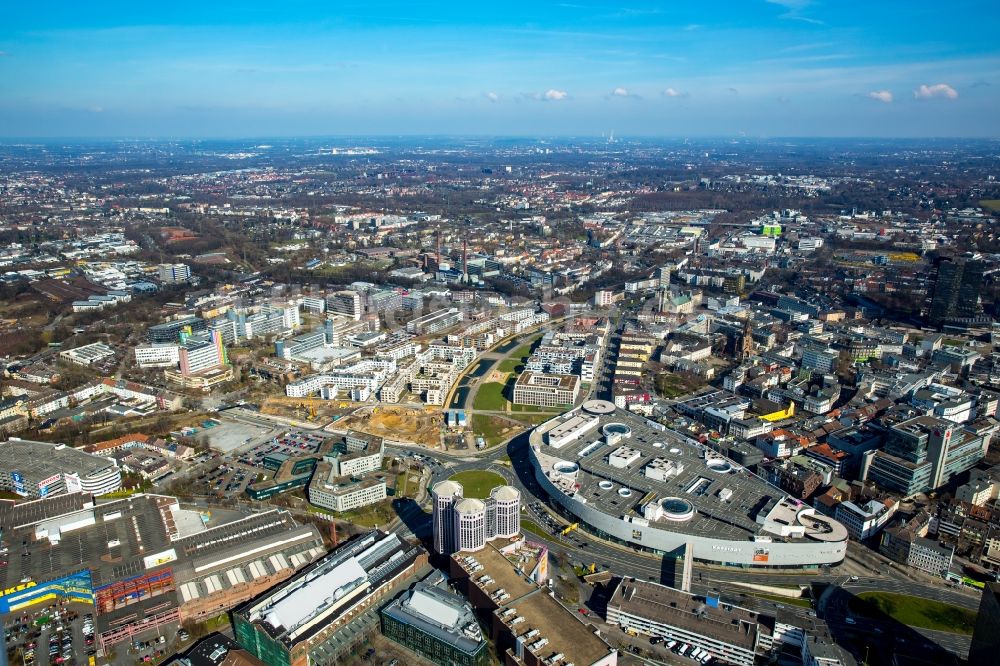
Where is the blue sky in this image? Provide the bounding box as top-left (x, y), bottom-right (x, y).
top-left (1, 1), bottom-right (998, 137)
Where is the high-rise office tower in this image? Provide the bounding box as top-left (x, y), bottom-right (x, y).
top-left (930, 256), bottom-right (984, 324)
top-left (487, 485), bottom-right (521, 540)
top-left (432, 480), bottom-right (463, 555)
top-left (454, 498), bottom-right (487, 552)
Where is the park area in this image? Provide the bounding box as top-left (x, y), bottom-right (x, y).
top-left (472, 413), bottom-right (523, 448)
top-left (655, 372), bottom-right (707, 399)
top-left (847, 591), bottom-right (978, 635)
top-left (449, 470), bottom-right (507, 498)
top-left (473, 381), bottom-right (509, 410)
top-left (494, 336), bottom-right (542, 374)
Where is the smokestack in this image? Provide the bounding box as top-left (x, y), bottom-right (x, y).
top-left (436, 229), bottom-right (442, 269)
top-left (463, 239), bottom-right (469, 283)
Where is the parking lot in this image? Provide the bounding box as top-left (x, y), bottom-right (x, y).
top-left (4, 601), bottom-right (98, 666)
top-left (116, 621), bottom-right (186, 666)
top-left (192, 418), bottom-right (277, 454)
top-left (192, 461), bottom-right (258, 499)
top-left (188, 431), bottom-right (328, 500)
top-left (233, 431), bottom-right (327, 470)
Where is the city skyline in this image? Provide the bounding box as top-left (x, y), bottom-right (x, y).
top-left (1, 0), bottom-right (998, 138)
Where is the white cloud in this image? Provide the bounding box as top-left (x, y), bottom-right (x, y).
top-left (612, 87), bottom-right (629, 97)
top-left (662, 87), bottom-right (687, 98)
top-left (867, 90), bottom-right (893, 103)
top-left (765, 0), bottom-right (824, 25)
top-left (914, 83), bottom-right (958, 99)
top-left (544, 89), bottom-right (568, 101)
top-left (486, 91), bottom-right (500, 102)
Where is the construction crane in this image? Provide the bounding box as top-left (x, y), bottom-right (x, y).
top-left (297, 397), bottom-right (318, 420)
top-left (561, 523), bottom-right (579, 536)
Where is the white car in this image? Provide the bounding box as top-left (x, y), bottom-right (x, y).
top-left (845, 617), bottom-right (856, 625)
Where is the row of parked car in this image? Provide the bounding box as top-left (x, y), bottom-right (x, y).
top-left (651, 637), bottom-right (717, 664)
top-left (20, 610), bottom-right (96, 666)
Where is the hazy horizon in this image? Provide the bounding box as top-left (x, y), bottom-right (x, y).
top-left (2, 1), bottom-right (998, 138)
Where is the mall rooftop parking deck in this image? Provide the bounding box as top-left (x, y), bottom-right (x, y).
top-left (529, 400), bottom-right (848, 568)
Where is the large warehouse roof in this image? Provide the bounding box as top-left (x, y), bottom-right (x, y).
top-left (0, 438), bottom-right (117, 478)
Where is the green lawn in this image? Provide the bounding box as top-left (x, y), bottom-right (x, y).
top-left (205, 612), bottom-right (230, 631)
top-left (506, 412), bottom-right (561, 425)
top-left (979, 199), bottom-right (1000, 212)
top-left (510, 403), bottom-right (567, 413)
top-left (473, 381), bottom-right (509, 410)
top-left (472, 413), bottom-right (517, 447)
top-left (311, 499), bottom-right (397, 527)
top-left (497, 358), bottom-right (525, 374)
top-left (655, 372), bottom-right (705, 399)
top-left (520, 518), bottom-right (551, 540)
top-left (448, 470), bottom-right (507, 498)
top-left (509, 336), bottom-right (542, 362)
top-left (848, 592), bottom-right (977, 635)
top-left (395, 472), bottom-right (409, 496)
top-left (751, 593), bottom-right (813, 608)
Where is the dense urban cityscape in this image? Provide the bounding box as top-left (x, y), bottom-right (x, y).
top-left (0, 136), bottom-right (997, 666)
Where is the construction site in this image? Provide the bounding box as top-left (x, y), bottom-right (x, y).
top-left (339, 405), bottom-right (443, 448)
top-left (260, 395), bottom-right (359, 423)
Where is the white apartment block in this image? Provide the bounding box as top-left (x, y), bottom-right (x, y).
top-left (379, 372), bottom-right (408, 403)
top-left (375, 341), bottom-right (420, 362)
top-left (299, 296), bottom-right (326, 313)
top-left (408, 308), bottom-right (463, 335)
top-left (134, 344), bottom-right (181, 368)
top-left (158, 263), bottom-right (191, 284)
top-left (326, 290), bottom-right (363, 320)
top-left (285, 359), bottom-right (396, 397)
